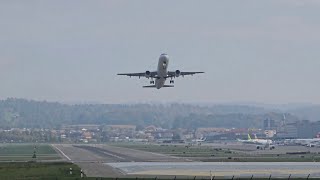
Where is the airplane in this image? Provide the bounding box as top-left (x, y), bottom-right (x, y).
top-left (117, 53), bottom-right (204, 89)
top-left (192, 137), bottom-right (206, 143)
top-left (289, 138), bottom-right (320, 147)
top-left (238, 134), bottom-right (275, 150)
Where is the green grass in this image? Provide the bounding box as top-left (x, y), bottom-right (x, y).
top-left (0, 144), bottom-right (60, 161)
top-left (110, 143), bottom-right (250, 157)
top-left (0, 162), bottom-right (82, 180)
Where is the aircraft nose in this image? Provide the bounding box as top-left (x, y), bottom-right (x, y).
top-left (160, 53), bottom-right (169, 60)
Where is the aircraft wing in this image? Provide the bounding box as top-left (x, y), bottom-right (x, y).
top-left (117, 71), bottom-right (157, 78)
top-left (167, 71), bottom-right (204, 77)
top-left (309, 139), bottom-right (320, 144)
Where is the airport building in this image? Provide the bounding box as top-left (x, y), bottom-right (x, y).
top-left (196, 128), bottom-right (249, 141)
top-left (276, 120), bottom-right (320, 139)
top-left (263, 118), bottom-right (277, 130)
top-left (295, 120), bottom-right (320, 138)
top-left (264, 130), bottom-right (276, 138)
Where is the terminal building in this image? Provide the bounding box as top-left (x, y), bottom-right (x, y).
top-left (277, 120), bottom-right (320, 139)
top-left (263, 118), bottom-right (277, 130)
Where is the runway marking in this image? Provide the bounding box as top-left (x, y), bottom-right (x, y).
top-left (52, 144), bottom-right (72, 161)
top-left (109, 165), bottom-right (127, 175)
top-left (101, 151), bottom-right (125, 160)
top-left (147, 151), bottom-right (193, 162)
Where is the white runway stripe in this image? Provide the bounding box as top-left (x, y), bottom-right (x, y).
top-left (52, 144), bottom-right (72, 161)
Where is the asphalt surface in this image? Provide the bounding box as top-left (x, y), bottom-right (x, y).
top-left (52, 144), bottom-right (189, 177)
top-left (52, 143), bottom-right (320, 178)
top-left (108, 162), bottom-right (320, 178)
top-left (205, 143), bottom-right (320, 154)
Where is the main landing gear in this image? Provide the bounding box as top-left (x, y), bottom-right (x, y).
top-left (150, 80), bottom-right (155, 84)
top-left (169, 80), bottom-right (174, 84)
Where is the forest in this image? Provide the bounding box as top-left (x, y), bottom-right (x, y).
top-left (0, 98), bottom-right (317, 129)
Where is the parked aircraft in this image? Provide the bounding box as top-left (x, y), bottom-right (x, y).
top-left (238, 134), bottom-right (275, 150)
top-left (192, 137), bottom-right (206, 143)
top-left (117, 53), bottom-right (204, 89)
top-left (288, 138), bottom-right (320, 147)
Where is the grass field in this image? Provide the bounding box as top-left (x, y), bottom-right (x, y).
top-left (0, 144), bottom-right (60, 161)
top-left (111, 143), bottom-right (320, 162)
top-left (0, 162), bottom-right (83, 180)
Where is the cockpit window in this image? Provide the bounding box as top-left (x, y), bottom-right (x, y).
top-left (163, 61), bottom-right (167, 69)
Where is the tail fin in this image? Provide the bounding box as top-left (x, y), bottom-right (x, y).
top-left (254, 134), bottom-right (258, 139)
top-left (248, 134), bottom-right (252, 140)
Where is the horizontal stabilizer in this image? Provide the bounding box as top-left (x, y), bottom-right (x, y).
top-left (143, 85), bottom-right (174, 88)
top-left (143, 85), bottom-right (156, 88)
top-left (163, 85), bottom-right (174, 88)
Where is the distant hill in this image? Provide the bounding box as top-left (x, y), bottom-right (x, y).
top-left (0, 98), bottom-right (311, 129)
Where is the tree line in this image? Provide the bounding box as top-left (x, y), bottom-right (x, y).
top-left (0, 98), bottom-right (302, 129)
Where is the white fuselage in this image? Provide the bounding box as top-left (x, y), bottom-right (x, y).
top-left (253, 139), bottom-right (273, 145)
top-left (155, 54), bottom-right (169, 89)
top-left (289, 138), bottom-right (320, 145)
top-left (238, 138), bottom-right (272, 145)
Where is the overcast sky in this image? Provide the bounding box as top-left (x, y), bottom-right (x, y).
top-left (0, 1), bottom-right (320, 104)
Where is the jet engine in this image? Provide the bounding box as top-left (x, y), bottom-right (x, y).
top-left (145, 71), bottom-right (151, 78)
top-left (175, 70), bottom-right (181, 77)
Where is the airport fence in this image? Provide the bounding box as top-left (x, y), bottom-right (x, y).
top-left (89, 174), bottom-right (317, 180)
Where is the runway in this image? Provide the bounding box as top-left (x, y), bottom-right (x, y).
top-left (107, 162), bottom-right (320, 178)
top-left (53, 144), bottom-right (320, 178)
top-left (52, 144), bottom-right (189, 177)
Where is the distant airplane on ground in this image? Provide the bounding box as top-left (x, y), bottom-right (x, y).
top-left (117, 53), bottom-right (204, 89)
top-left (192, 137), bottom-right (206, 143)
top-left (238, 134), bottom-right (275, 150)
top-left (288, 138), bottom-right (320, 147)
